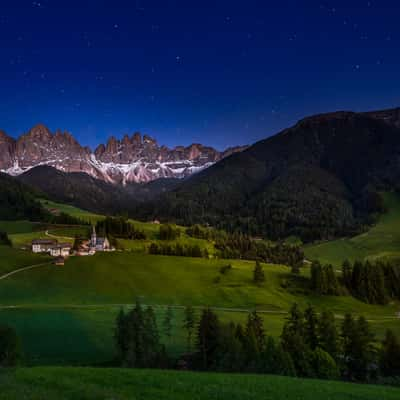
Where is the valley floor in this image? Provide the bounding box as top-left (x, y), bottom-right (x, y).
top-left (1, 367), bottom-right (399, 400)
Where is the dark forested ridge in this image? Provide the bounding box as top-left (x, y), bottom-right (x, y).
top-left (11, 108), bottom-right (400, 242)
top-left (17, 166), bottom-right (182, 216)
top-left (0, 172), bottom-right (49, 221)
top-left (135, 109), bottom-right (400, 241)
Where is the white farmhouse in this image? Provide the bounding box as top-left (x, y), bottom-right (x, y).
top-left (49, 243), bottom-right (72, 257)
top-left (32, 239), bottom-right (58, 253)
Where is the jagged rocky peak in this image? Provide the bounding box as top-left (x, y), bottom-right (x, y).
top-left (0, 124), bottom-right (247, 184)
top-left (25, 123), bottom-right (53, 140)
top-left (143, 134), bottom-right (157, 146)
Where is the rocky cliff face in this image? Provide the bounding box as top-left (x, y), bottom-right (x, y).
top-left (0, 124), bottom-right (247, 184)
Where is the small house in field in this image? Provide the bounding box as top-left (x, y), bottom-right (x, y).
top-left (50, 243), bottom-right (72, 258)
top-left (32, 239), bottom-right (57, 253)
top-left (54, 256), bottom-right (65, 266)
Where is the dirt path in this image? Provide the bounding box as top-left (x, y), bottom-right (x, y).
top-left (45, 230), bottom-right (74, 240)
top-left (0, 263), bottom-right (51, 281)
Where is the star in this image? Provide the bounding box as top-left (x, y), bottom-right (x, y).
top-left (114, 24), bottom-right (119, 29)
top-left (176, 56), bottom-right (181, 62)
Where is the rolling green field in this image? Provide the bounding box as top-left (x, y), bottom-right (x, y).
top-left (305, 192), bottom-right (400, 265)
top-left (0, 251), bottom-right (398, 365)
top-left (0, 367), bottom-right (399, 400)
top-left (40, 200), bottom-right (105, 223)
top-left (1, 194), bottom-right (400, 367)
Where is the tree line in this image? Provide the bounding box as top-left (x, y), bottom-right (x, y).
top-left (96, 216), bottom-right (146, 240)
top-left (148, 243), bottom-right (208, 258)
top-left (214, 232), bottom-right (304, 270)
top-left (310, 259), bottom-right (400, 305)
top-left (114, 300), bottom-right (400, 383)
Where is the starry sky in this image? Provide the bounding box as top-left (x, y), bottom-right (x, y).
top-left (1, 0), bottom-right (400, 150)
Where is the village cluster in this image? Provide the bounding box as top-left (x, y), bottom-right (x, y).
top-left (31, 226), bottom-right (112, 265)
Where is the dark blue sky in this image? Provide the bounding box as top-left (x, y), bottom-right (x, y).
top-left (1, 0), bottom-right (400, 150)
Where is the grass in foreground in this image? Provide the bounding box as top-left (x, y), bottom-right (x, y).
top-left (305, 192), bottom-right (400, 265)
top-left (0, 367), bottom-right (399, 400)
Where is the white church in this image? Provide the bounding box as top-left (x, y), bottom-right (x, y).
top-left (89, 226), bottom-right (111, 254)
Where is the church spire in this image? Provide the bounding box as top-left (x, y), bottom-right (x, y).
top-left (91, 225), bottom-right (97, 247)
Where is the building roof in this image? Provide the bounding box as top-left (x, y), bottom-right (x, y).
top-left (51, 243), bottom-right (72, 250)
top-left (32, 239), bottom-right (57, 245)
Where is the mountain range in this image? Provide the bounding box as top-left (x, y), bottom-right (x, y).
top-left (0, 125), bottom-right (246, 184)
top-left (3, 107), bottom-right (400, 242)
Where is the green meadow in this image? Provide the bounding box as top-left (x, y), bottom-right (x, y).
top-left (0, 251), bottom-right (398, 365)
top-left (0, 367), bottom-right (399, 400)
top-left (0, 194), bottom-right (399, 367)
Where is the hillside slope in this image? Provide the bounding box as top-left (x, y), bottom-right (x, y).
top-left (305, 191), bottom-right (400, 265)
top-left (141, 109), bottom-right (400, 241)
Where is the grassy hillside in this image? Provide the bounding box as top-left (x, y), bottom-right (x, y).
top-left (0, 220), bottom-right (45, 234)
top-left (1, 196), bottom-right (400, 366)
top-left (305, 192), bottom-right (400, 265)
top-left (1, 367), bottom-right (399, 400)
top-left (0, 251), bottom-right (398, 365)
top-left (40, 199), bottom-right (104, 223)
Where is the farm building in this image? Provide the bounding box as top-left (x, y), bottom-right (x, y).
top-left (31, 239), bottom-right (71, 258)
top-left (32, 239), bottom-right (57, 253)
top-left (50, 243), bottom-right (72, 257)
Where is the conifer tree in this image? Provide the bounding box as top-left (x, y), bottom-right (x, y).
top-left (380, 329), bottom-right (400, 377)
top-left (196, 308), bottom-right (220, 370)
top-left (115, 308), bottom-right (128, 360)
top-left (318, 310), bottom-right (338, 359)
top-left (253, 261), bottom-right (265, 285)
top-left (183, 305), bottom-right (196, 353)
top-left (342, 259), bottom-right (352, 289)
top-left (304, 305), bottom-right (319, 350)
top-left (163, 305), bottom-right (174, 343)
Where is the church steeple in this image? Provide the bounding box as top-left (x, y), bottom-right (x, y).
top-left (91, 225), bottom-right (97, 247)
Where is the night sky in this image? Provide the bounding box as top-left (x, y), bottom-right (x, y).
top-left (1, 0), bottom-right (400, 150)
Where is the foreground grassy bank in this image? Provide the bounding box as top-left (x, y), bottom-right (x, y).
top-left (0, 367), bottom-right (399, 400)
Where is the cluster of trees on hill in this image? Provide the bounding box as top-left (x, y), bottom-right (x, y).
top-left (148, 243), bottom-right (207, 258)
top-left (47, 212), bottom-right (89, 226)
top-left (310, 261), bottom-right (342, 296)
top-left (342, 260), bottom-right (400, 305)
top-left (186, 224), bottom-right (218, 241)
top-left (159, 224), bottom-right (181, 240)
top-left (310, 260), bottom-right (400, 305)
top-left (214, 233), bottom-right (304, 270)
top-left (114, 300), bottom-right (400, 383)
top-left (96, 217), bottom-right (146, 240)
